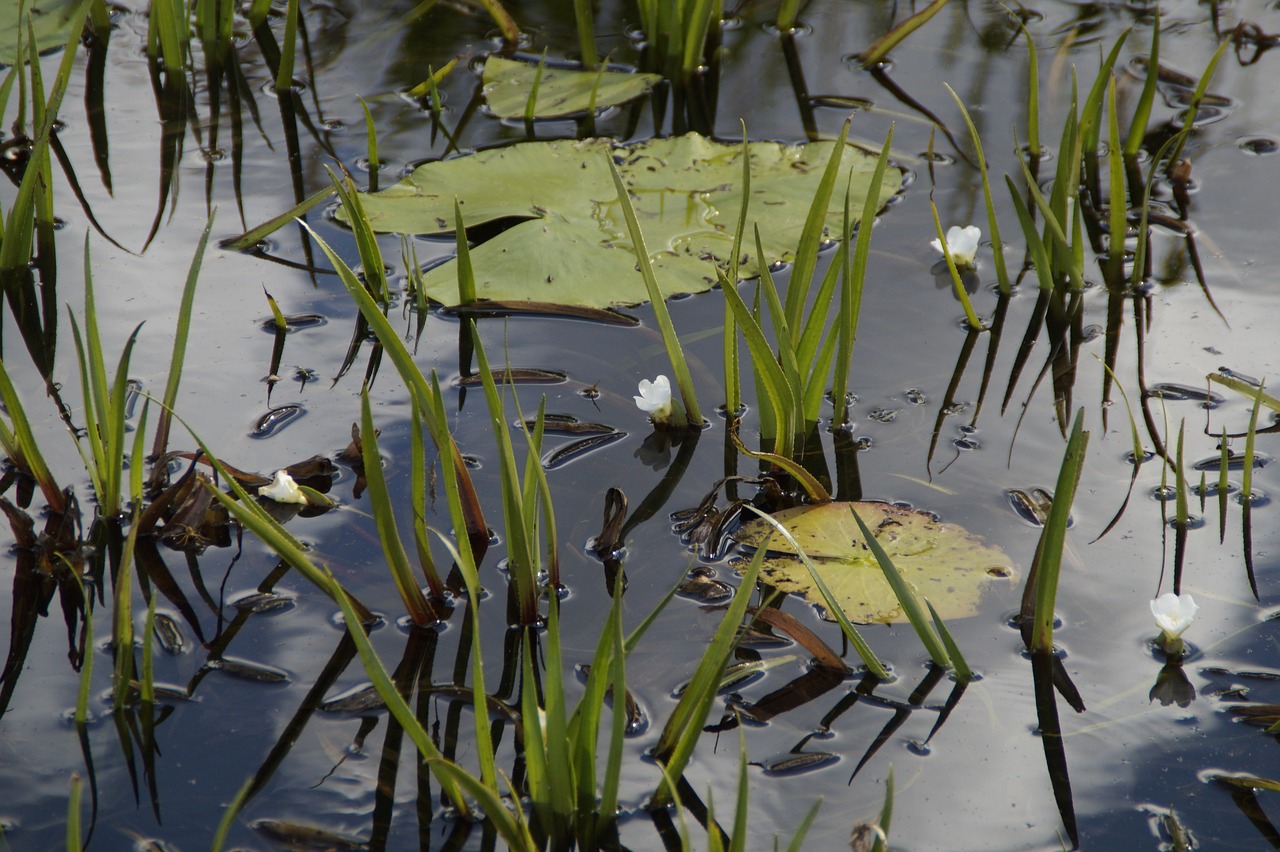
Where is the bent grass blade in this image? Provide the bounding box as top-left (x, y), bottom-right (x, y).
top-left (739, 505), bottom-right (888, 679)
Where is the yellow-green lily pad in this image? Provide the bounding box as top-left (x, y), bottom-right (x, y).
top-left (482, 56), bottom-right (662, 119)
top-left (345, 133), bottom-right (903, 308)
top-left (1, 0), bottom-right (82, 66)
top-left (731, 502), bottom-right (1018, 624)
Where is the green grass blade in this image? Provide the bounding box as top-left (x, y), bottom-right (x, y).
top-left (929, 201), bottom-right (984, 330)
top-left (1242, 382), bottom-right (1265, 512)
top-left (740, 505), bottom-right (887, 678)
top-left (220, 186), bottom-right (335, 252)
top-left (273, 0), bottom-right (299, 92)
top-left (360, 389), bottom-right (434, 625)
top-left (785, 799), bottom-right (823, 851)
top-left (869, 765), bottom-right (895, 852)
top-left (360, 98), bottom-right (379, 192)
top-left (299, 219), bottom-right (488, 556)
top-left (721, 281), bottom-right (797, 457)
top-left (1167, 36), bottom-right (1231, 165)
top-left (926, 599), bottom-right (972, 682)
top-left (943, 91), bottom-right (1011, 294)
top-left (0, 360), bottom-right (64, 513)
top-left (784, 122), bottom-right (850, 332)
top-left (327, 574), bottom-right (483, 823)
top-left (66, 772), bottom-right (84, 852)
top-left (472, 327), bottom-right (539, 624)
top-left (524, 49), bottom-right (548, 125)
top-left (1030, 409), bottom-right (1089, 653)
top-left (152, 211), bottom-right (213, 459)
top-left (1123, 18), bottom-right (1160, 159)
top-left (858, 0), bottom-right (949, 67)
top-left (453, 198), bottom-right (476, 305)
top-left (607, 156), bottom-right (701, 426)
top-left (833, 126), bottom-right (893, 422)
top-left (850, 506), bottom-right (952, 668)
top-left (572, 0), bottom-right (598, 68)
top-left (729, 725), bottom-right (750, 852)
top-left (1105, 76), bottom-right (1127, 286)
top-left (652, 549), bottom-right (763, 806)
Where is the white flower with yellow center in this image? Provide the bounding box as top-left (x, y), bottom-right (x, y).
top-left (931, 225), bottom-right (982, 268)
top-left (634, 375), bottom-right (673, 425)
top-left (1150, 592), bottom-right (1198, 642)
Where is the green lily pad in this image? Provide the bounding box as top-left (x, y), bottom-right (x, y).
top-left (345, 133), bottom-right (903, 308)
top-left (1, 0), bottom-right (82, 66)
top-left (482, 56), bottom-right (662, 119)
top-left (731, 502), bottom-right (1018, 624)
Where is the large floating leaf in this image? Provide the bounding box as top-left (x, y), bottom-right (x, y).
top-left (731, 502), bottom-right (1018, 623)
top-left (482, 56), bottom-right (662, 119)
top-left (345, 134), bottom-right (903, 308)
top-left (1, 0), bottom-right (82, 65)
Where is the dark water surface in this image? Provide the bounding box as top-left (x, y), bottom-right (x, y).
top-left (3, 0), bottom-right (1280, 849)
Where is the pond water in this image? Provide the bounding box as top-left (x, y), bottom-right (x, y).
top-left (2, 0), bottom-right (1280, 849)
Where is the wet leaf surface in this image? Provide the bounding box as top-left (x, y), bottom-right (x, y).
top-left (345, 134), bottom-right (903, 308)
top-left (0, 0), bottom-right (82, 64)
top-left (482, 56), bottom-right (661, 119)
top-left (731, 501), bottom-right (1018, 623)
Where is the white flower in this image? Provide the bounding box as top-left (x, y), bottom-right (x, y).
top-left (931, 225), bottom-right (982, 268)
top-left (1150, 592), bottom-right (1198, 641)
top-left (257, 470), bottom-right (308, 505)
top-left (634, 375), bottom-right (673, 423)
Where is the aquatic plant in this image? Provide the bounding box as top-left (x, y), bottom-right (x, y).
top-left (721, 123), bottom-right (895, 459)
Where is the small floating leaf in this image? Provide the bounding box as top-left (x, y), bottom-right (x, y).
top-left (251, 404), bottom-right (306, 438)
top-left (482, 56), bottom-right (661, 119)
top-left (152, 614), bottom-right (186, 656)
top-left (448, 300), bottom-right (640, 325)
top-left (250, 819), bottom-right (367, 851)
top-left (230, 591), bottom-right (296, 613)
top-left (541, 431), bottom-right (627, 469)
top-left (204, 657), bottom-right (290, 684)
top-left (731, 501), bottom-right (1018, 623)
top-left (321, 684), bottom-right (386, 715)
top-left (454, 368), bottom-right (566, 387)
top-left (758, 751), bottom-right (840, 776)
top-left (531, 414), bottom-right (618, 435)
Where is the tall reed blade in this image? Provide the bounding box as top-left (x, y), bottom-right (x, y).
top-left (740, 505), bottom-right (888, 678)
top-left (359, 389), bottom-right (436, 624)
top-left (652, 547), bottom-right (763, 807)
top-left (152, 211), bottom-right (214, 460)
top-left (850, 507), bottom-right (957, 670)
top-left (1028, 409), bottom-right (1089, 654)
top-left (606, 157), bottom-right (701, 427)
